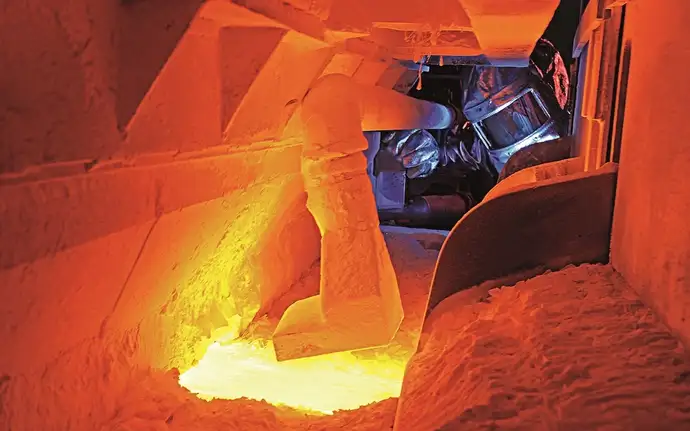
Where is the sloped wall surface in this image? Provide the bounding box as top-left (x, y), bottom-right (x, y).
top-left (0, 0), bottom-right (329, 403)
top-left (611, 0), bottom-right (690, 348)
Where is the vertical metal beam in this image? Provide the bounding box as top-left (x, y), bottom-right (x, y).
top-left (607, 6), bottom-right (631, 163)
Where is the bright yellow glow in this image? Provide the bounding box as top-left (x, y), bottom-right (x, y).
top-left (179, 340), bottom-right (407, 414)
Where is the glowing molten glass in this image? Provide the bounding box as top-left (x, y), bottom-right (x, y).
top-left (179, 340), bottom-right (407, 414)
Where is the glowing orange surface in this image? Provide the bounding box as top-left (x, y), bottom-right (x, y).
top-left (179, 340), bottom-right (407, 414)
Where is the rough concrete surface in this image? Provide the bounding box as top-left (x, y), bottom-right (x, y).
top-left (5, 261), bottom-right (690, 431)
top-left (397, 264), bottom-right (690, 431)
top-left (0, 227), bottom-right (436, 431)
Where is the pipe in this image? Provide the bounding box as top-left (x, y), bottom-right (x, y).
top-left (290, 74), bottom-right (455, 144)
top-left (357, 82), bottom-right (455, 131)
top-left (274, 74), bottom-right (450, 361)
top-left (379, 195), bottom-right (470, 228)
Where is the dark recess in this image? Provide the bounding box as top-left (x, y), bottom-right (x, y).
top-left (542, 0), bottom-right (585, 66)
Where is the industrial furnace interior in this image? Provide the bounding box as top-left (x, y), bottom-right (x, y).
top-left (3, 0), bottom-right (690, 430)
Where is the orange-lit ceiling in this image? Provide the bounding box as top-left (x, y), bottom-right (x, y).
top-left (208, 0), bottom-right (559, 65)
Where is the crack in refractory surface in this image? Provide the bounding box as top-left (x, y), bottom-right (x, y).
top-left (99, 218), bottom-right (160, 337)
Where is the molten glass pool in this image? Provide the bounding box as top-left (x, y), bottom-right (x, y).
top-left (179, 340), bottom-right (408, 414)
